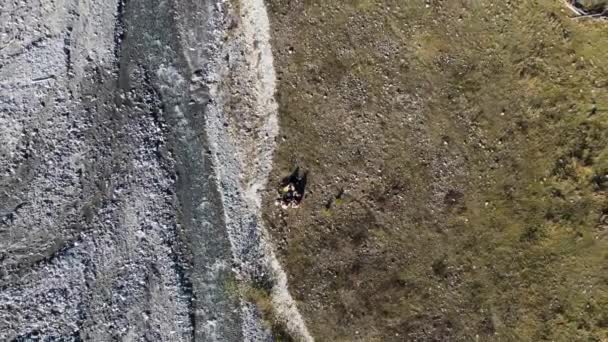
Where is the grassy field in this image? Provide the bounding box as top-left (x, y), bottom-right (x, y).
top-left (263, 1), bottom-right (608, 340)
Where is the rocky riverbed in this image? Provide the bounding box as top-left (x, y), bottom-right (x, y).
top-left (0, 0), bottom-right (308, 340)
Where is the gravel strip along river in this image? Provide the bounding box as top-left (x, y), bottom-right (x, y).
top-left (0, 0), bottom-right (310, 340)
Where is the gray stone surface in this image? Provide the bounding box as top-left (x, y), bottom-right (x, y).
top-left (0, 0), bottom-right (254, 340)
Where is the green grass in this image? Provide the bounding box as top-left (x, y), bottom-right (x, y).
top-left (223, 274), bottom-right (294, 341)
top-left (264, 0), bottom-right (608, 340)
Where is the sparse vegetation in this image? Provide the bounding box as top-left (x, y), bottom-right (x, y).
top-left (224, 275), bottom-right (294, 341)
top-left (264, 0), bottom-right (608, 340)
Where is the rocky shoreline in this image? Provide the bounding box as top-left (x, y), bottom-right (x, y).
top-left (0, 0), bottom-right (308, 340)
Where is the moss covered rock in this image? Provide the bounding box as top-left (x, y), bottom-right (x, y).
top-left (577, 0), bottom-right (608, 12)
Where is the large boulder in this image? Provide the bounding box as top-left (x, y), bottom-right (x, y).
top-left (576, 0), bottom-right (608, 13)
